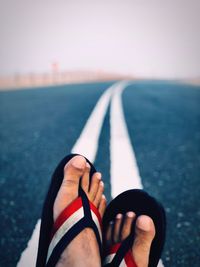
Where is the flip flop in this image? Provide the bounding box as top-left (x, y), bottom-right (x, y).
top-left (36, 154), bottom-right (102, 267)
top-left (102, 189), bottom-right (166, 267)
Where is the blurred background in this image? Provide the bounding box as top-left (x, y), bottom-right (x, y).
top-left (0, 0), bottom-right (200, 87)
top-left (0, 0), bottom-right (200, 267)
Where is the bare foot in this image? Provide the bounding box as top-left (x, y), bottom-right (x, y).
top-left (105, 212), bottom-right (155, 267)
top-left (53, 155), bottom-right (107, 267)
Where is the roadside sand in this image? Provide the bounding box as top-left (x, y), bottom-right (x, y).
top-left (0, 71), bottom-right (133, 91)
top-left (182, 78), bottom-right (200, 86)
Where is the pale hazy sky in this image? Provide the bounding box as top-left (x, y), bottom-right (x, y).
top-left (0, 0), bottom-right (200, 78)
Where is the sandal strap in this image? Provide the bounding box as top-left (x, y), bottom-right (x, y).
top-left (46, 189), bottom-right (102, 267)
top-left (104, 243), bottom-right (137, 267)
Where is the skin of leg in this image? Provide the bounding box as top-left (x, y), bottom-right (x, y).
top-left (105, 212), bottom-right (155, 267)
top-left (53, 156), bottom-right (106, 267)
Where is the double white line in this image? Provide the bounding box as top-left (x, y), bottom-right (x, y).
top-left (17, 81), bottom-right (164, 267)
top-left (74, 80), bottom-right (143, 197)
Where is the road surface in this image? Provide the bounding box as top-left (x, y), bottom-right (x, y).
top-left (0, 80), bottom-right (199, 267)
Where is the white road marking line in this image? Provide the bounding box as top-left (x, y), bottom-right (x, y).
top-left (110, 81), bottom-right (142, 197)
top-left (72, 84), bottom-right (114, 162)
top-left (16, 220), bottom-right (41, 267)
top-left (16, 83), bottom-right (115, 267)
top-left (110, 81), bottom-right (164, 267)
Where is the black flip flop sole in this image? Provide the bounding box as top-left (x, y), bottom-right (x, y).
top-left (36, 154), bottom-right (97, 267)
top-left (102, 189), bottom-right (166, 267)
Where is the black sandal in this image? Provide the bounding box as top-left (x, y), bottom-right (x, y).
top-left (102, 189), bottom-right (166, 267)
top-left (36, 154), bottom-right (103, 267)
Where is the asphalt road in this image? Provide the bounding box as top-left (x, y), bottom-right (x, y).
top-left (0, 80), bottom-right (200, 267)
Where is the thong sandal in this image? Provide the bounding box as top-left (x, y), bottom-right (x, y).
top-left (36, 154), bottom-right (102, 267)
top-left (102, 189), bottom-right (166, 267)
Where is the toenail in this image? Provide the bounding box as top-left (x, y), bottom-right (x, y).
top-left (136, 215), bottom-right (153, 232)
top-left (100, 181), bottom-right (104, 187)
top-left (126, 211), bottom-right (135, 218)
top-left (71, 156), bottom-right (86, 169)
top-left (86, 163), bottom-right (91, 169)
top-left (102, 194), bottom-right (106, 200)
top-left (116, 213), bottom-right (123, 219)
top-left (96, 173), bottom-right (102, 179)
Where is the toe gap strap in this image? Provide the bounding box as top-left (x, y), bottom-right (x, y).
top-left (104, 236), bottom-right (137, 267)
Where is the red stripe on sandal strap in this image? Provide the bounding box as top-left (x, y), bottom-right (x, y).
top-left (51, 197), bottom-right (102, 240)
top-left (124, 250), bottom-right (137, 267)
top-left (107, 243), bottom-right (121, 255)
top-left (106, 243), bottom-right (138, 267)
top-left (51, 197), bottom-right (83, 238)
top-left (47, 195), bottom-right (103, 265)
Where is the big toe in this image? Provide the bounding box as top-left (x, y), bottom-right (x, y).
top-left (63, 155), bottom-right (86, 184)
top-left (53, 155), bottom-right (86, 221)
top-left (132, 215), bottom-right (156, 267)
